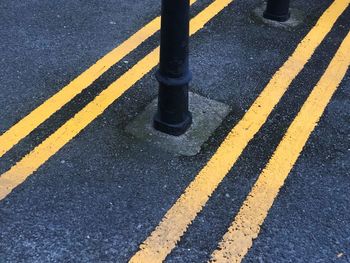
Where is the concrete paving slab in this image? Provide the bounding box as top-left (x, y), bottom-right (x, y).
top-left (126, 92), bottom-right (230, 156)
top-left (252, 5), bottom-right (305, 29)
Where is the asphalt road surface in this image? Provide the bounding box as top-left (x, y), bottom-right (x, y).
top-left (0, 0), bottom-right (349, 262)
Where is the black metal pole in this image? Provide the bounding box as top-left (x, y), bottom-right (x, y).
top-left (263, 0), bottom-right (290, 22)
top-left (153, 0), bottom-right (192, 136)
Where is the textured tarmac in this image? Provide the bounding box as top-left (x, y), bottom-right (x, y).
top-left (0, 0), bottom-right (349, 262)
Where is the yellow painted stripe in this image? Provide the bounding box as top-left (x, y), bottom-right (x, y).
top-left (129, 1), bottom-right (349, 262)
top-left (0, 0), bottom-right (197, 158)
top-left (0, 0), bottom-right (233, 199)
top-left (210, 30), bottom-right (350, 263)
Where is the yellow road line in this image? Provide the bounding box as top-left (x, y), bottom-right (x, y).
top-left (129, 1), bottom-right (349, 262)
top-left (210, 30), bottom-right (350, 263)
top-left (0, 0), bottom-right (197, 158)
top-left (0, 0), bottom-right (233, 199)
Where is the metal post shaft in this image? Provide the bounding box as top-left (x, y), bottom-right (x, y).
top-left (263, 0), bottom-right (290, 22)
top-left (153, 0), bottom-right (192, 136)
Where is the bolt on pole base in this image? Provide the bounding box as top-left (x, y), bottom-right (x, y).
top-left (263, 0), bottom-right (290, 22)
top-left (153, 0), bottom-right (192, 136)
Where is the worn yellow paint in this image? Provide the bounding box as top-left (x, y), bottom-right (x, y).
top-left (129, 1), bottom-right (349, 262)
top-left (0, 0), bottom-right (197, 158)
top-left (0, 0), bottom-right (232, 199)
top-left (210, 30), bottom-right (350, 263)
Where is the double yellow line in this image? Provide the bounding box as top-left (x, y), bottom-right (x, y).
top-left (0, 0), bottom-right (232, 199)
top-left (0, 0), bottom-right (198, 160)
top-left (0, 9), bottom-right (162, 159)
top-left (0, 0), bottom-right (349, 262)
top-left (129, 0), bottom-right (350, 262)
top-left (210, 29), bottom-right (350, 263)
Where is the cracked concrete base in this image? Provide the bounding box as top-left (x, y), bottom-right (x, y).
top-left (126, 92), bottom-right (230, 156)
top-left (252, 5), bottom-right (305, 29)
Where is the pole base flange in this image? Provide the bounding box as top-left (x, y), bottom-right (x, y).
top-left (153, 113), bottom-right (192, 136)
top-left (263, 11), bottom-right (290, 22)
